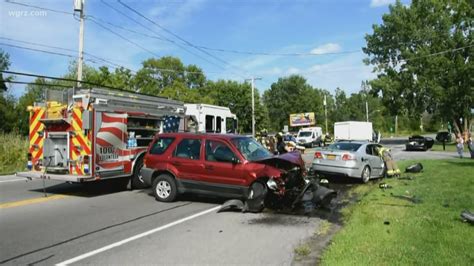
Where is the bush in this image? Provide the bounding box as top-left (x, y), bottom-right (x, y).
top-left (0, 132), bottom-right (28, 174)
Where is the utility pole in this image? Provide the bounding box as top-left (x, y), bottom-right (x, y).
top-left (362, 80), bottom-right (369, 122)
top-left (74, 0), bottom-right (85, 91)
top-left (324, 94), bottom-right (328, 134)
top-left (245, 77), bottom-right (262, 137)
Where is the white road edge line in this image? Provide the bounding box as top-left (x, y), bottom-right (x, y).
top-left (56, 205), bottom-right (221, 266)
top-left (0, 178), bottom-right (27, 183)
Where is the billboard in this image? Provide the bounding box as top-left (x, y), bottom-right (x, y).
top-left (289, 112), bottom-right (315, 127)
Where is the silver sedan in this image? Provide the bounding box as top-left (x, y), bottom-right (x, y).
top-left (311, 141), bottom-right (386, 183)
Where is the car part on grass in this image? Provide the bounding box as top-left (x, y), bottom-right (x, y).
top-left (460, 210), bottom-right (474, 224)
top-left (405, 163), bottom-right (423, 173)
top-left (379, 183), bottom-right (392, 189)
top-left (397, 175), bottom-right (415, 180)
top-left (390, 193), bottom-right (423, 204)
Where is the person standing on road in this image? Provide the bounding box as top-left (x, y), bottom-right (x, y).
top-left (467, 133), bottom-right (474, 159)
top-left (276, 132), bottom-right (287, 155)
top-left (456, 133), bottom-right (464, 158)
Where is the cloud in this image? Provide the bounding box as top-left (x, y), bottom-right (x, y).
top-left (286, 67), bottom-right (300, 75)
top-left (310, 43), bottom-right (341, 55)
top-left (302, 53), bottom-right (376, 93)
top-left (148, 0), bottom-right (208, 28)
top-left (370, 0), bottom-right (395, 8)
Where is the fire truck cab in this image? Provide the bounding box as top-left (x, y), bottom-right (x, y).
top-left (17, 88), bottom-right (185, 188)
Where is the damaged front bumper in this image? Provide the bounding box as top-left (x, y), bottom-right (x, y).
top-left (219, 178), bottom-right (337, 213)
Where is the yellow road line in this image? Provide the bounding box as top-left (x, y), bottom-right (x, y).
top-left (0, 194), bottom-right (70, 209)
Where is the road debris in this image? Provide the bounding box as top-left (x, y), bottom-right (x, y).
top-left (379, 183), bottom-right (392, 189)
top-left (405, 163), bottom-right (423, 173)
top-left (390, 193), bottom-right (423, 204)
top-left (460, 210), bottom-right (474, 224)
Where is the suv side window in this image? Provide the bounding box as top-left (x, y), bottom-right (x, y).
top-left (205, 140), bottom-right (236, 163)
top-left (174, 138), bottom-right (201, 160)
top-left (150, 137), bottom-right (174, 155)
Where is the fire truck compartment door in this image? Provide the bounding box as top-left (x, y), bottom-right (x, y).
top-left (43, 132), bottom-right (68, 168)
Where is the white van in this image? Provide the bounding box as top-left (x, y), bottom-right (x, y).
top-left (296, 127), bottom-right (323, 147)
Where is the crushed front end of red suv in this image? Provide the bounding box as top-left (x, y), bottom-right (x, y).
top-left (140, 133), bottom-right (336, 213)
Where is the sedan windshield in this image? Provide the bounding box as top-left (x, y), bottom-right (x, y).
top-left (327, 142), bottom-right (362, 152)
top-left (232, 137), bottom-right (272, 161)
top-left (298, 131), bottom-right (312, 137)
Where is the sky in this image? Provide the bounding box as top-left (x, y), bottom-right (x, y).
top-left (0, 0), bottom-right (404, 98)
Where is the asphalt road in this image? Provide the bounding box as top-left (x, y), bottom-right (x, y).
top-left (0, 144), bottom-right (464, 265)
top-left (0, 176), bottom-right (322, 265)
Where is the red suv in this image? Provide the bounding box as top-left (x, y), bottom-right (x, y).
top-left (140, 133), bottom-right (306, 203)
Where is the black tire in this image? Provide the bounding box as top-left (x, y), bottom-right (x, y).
top-left (152, 174), bottom-right (177, 202)
top-left (361, 166), bottom-right (371, 184)
top-left (131, 157), bottom-right (147, 189)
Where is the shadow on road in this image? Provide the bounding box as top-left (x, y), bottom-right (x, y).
top-left (28, 178), bottom-right (131, 198)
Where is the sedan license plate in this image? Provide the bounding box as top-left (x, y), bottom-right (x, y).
top-left (326, 154), bottom-right (336, 160)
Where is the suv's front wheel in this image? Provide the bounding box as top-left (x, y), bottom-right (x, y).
top-left (152, 174), bottom-right (177, 202)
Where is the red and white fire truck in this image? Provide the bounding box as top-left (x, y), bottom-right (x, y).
top-left (16, 88), bottom-right (185, 188)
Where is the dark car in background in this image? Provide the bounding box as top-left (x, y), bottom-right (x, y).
top-left (435, 131), bottom-right (453, 143)
top-left (405, 135), bottom-right (434, 151)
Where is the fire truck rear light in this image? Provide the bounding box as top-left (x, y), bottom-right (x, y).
top-left (83, 155), bottom-right (90, 164)
top-left (38, 131), bottom-right (44, 137)
top-left (75, 145), bottom-right (82, 151)
top-left (314, 152), bottom-right (323, 159)
top-left (27, 153), bottom-right (33, 170)
top-left (83, 155), bottom-right (90, 174)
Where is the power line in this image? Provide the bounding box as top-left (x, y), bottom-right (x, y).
top-left (116, 0), bottom-right (248, 78)
top-left (4, 0), bottom-right (73, 15)
top-left (87, 17), bottom-right (162, 59)
top-left (0, 37), bottom-right (213, 76)
top-left (97, 0), bottom-right (237, 75)
top-left (4, 80), bottom-right (73, 89)
top-left (1, 70), bottom-right (123, 90)
top-left (193, 46), bottom-right (361, 57)
top-left (5, 0), bottom-right (361, 58)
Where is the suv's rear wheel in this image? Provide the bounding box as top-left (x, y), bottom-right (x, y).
top-left (152, 174), bottom-right (177, 202)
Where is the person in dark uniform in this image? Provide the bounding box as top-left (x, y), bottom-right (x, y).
top-left (276, 132), bottom-right (287, 154)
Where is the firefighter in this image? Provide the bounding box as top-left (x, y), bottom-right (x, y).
top-left (323, 133), bottom-right (332, 146)
top-left (276, 132), bottom-right (288, 154)
top-left (376, 146), bottom-right (400, 177)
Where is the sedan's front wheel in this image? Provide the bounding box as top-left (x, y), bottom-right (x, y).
top-left (361, 166), bottom-right (371, 183)
top-left (152, 174), bottom-right (177, 202)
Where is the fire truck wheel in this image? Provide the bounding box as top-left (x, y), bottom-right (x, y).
top-left (131, 158), bottom-right (147, 189)
top-left (152, 174), bottom-right (177, 202)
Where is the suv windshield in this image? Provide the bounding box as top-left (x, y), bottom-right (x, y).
top-left (232, 137), bottom-right (272, 161)
top-left (298, 131), bottom-right (312, 137)
top-left (327, 142), bottom-right (362, 152)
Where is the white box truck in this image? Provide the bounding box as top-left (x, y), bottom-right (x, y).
top-left (184, 104), bottom-right (237, 134)
top-left (334, 121), bottom-right (373, 142)
top-left (296, 127), bottom-right (323, 147)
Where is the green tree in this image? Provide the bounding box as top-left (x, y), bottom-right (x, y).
top-left (263, 75), bottom-right (325, 131)
top-left (0, 49), bottom-right (18, 132)
top-left (203, 80), bottom-right (269, 133)
top-left (364, 0), bottom-right (473, 134)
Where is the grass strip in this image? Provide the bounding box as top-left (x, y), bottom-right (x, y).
top-left (321, 159), bottom-right (474, 265)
